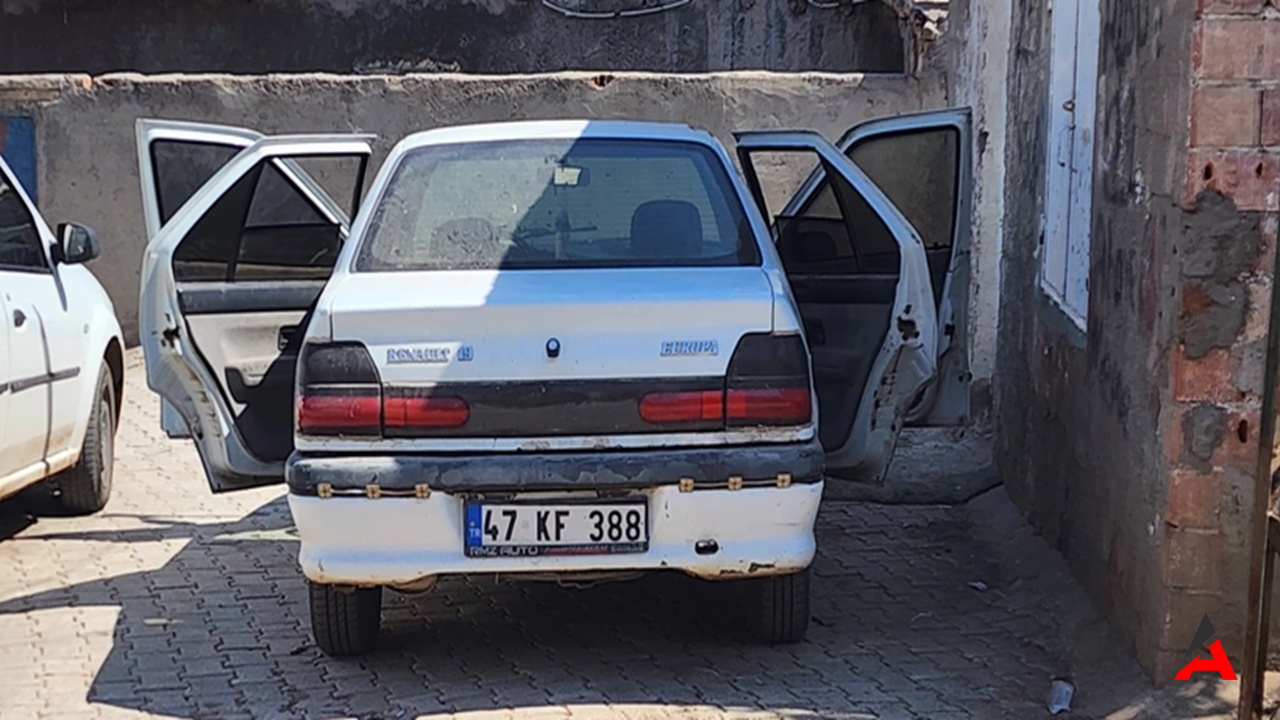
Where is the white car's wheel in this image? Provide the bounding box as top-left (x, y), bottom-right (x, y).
top-left (309, 581), bottom-right (382, 657)
top-left (54, 364), bottom-right (115, 515)
top-left (741, 566), bottom-right (811, 644)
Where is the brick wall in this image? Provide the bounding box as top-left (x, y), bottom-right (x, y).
top-left (1161, 0), bottom-right (1280, 675)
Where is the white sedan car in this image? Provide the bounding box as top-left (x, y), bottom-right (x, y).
top-left (135, 111), bottom-right (972, 656)
top-left (0, 156), bottom-right (125, 514)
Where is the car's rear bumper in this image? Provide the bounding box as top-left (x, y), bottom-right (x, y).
top-left (284, 440), bottom-right (824, 585)
top-left (285, 438), bottom-right (824, 495)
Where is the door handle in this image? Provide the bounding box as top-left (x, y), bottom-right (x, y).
top-left (278, 325), bottom-right (300, 351)
top-left (13, 309), bottom-right (25, 328)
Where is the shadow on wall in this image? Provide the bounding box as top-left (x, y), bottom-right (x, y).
top-left (0, 0), bottom-right (908, 75)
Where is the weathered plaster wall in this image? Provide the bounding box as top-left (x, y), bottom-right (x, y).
top-left (0, 0), bottom-right (907, 74)
top-left (995, 0), bottom-right (1196, 680)
top-left (928, 0), bottom-right (1009, 409)
top-left (0, 71), bottom-right (942, 342)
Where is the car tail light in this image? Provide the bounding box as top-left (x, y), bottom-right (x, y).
top-left (639, 390), bottom-right (724, 423)
top-left (297, 342), bottom-right (382, 436)
top-left (384, 392), bottom-right (470, 431)
top-left (724, 333), bottom-right (812, 427)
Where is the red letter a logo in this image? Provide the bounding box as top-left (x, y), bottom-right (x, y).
top-left (1175, 640), bottom-right (1238, 681)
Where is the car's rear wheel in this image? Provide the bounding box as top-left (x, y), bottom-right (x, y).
top-left (54, 364), bottom-right (115, 516)
top-left (741, 567), bottom-right (811, 644)
top-left (308, 581), bottom-right (382, 657)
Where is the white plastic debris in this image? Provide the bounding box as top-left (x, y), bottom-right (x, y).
top-left (969, 580), bottom-right (988, 592)
top-left (1047, 679), bottom-right (1074, 715)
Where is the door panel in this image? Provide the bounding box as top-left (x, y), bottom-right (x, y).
top-left (184, 309), bottom-right (308, 463)
top-left (137, 126), bottom-right (374, 493)
top-left (2, 279), bottom-right (50, 476)
top-left (178, 280), bottom-right (325, 464)
top-left (734, 130), bottom-right (938, 483)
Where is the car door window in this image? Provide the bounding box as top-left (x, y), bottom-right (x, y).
top-left (0, 171), bottom-right (48, 273)
top-left (847, 128), bottom-right (959, 253)
top-left (173, 160), bottom-right (343, 282)
top-left (151, 140), bottom-right (244, 225)
top-left (774, 166), bottom-right (898, 277)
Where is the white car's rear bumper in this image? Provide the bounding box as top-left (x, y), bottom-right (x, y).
top-left (288, 481), bottom-right (822, 585)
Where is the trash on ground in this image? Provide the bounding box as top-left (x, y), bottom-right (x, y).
top-left (969, 580), bottom-right (988, 592)
top-left (1047, 678), bottom-right (1074, 715)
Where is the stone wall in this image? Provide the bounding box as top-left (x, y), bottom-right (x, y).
top-left (0, 71), bottom-right (943, 343)
top-left (0, 0), bottom-right (909, 75)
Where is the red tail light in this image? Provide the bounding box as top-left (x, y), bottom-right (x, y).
top-left (639, 390), bottom-right (724, 423)
top-left (724, 333), bottom-right (812, 427)
top-left (385, 396), bottom-right (470, 429)
top-left (297, 393), bottom-right (382, 435)
top-left (726, 387), bottom-right (811, 423)
top-left (297, 343), bottom-right (382, 437)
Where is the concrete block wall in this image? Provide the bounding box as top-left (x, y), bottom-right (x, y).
top-left (0, 71), bottom-right (943, 344)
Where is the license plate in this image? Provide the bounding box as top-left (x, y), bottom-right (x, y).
top-left (464, 500), bottom-right (649, 558)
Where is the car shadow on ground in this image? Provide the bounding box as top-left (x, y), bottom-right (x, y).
top-left (0, 488), bottom-right (1254, 720)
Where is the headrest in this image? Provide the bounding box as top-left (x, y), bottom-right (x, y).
top-left (630, 200), bottom-right (703, 259)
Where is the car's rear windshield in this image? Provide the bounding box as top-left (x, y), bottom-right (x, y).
top-left (354, 138), bottom-right (761, 271)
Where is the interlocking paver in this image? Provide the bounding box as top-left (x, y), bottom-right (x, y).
top-left (0, 349), bottom-right (1272, 720)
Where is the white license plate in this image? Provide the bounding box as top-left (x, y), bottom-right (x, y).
top-left (464, 501), bottom-right (649, 558)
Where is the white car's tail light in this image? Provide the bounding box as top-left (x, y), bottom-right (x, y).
top-left (724, 333), bottom-right (812, 427)
top-left (297, 343), bottom-right (383, 437)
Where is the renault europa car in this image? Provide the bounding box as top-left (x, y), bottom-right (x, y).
top-left (135, 111), bottom-right (972, 656)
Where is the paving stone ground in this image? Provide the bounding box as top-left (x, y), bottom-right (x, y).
top-left (0, 350), bottom-right (1271, 719)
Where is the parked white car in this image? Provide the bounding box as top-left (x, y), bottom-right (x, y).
top-left (0, 156), bottom-right (125, 514)
top-left (135, 111), bottom-right (972, 656)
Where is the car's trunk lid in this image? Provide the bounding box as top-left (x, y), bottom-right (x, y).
top-left (323, 267), bottom-right (776, 440)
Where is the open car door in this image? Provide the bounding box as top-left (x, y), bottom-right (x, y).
top-left (782, 108), bottom-right (973, 426)
top-left (136, 119), bottom-right (373, 492)
top-left (735, 131), bottom-right (938, 483)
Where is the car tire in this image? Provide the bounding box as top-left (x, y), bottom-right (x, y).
top-left (309, 581), bottom-right (382, 657)
top-left (742, 567), bottom-right (811, 644)
top-left (55, 364), bottom-right (115, 516)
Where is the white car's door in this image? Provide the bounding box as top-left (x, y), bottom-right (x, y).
top-left (0, 161), bottom-right (81, 486)
top-left (734, 130), bottom-right (939, 483)
top-left (137, 120), bottom-right (265, 439)
top-left (782, 108), bottom-right (973, 425)
top-left (136, 121), bottom-right (373, 492)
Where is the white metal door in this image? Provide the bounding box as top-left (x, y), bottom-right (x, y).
top-left (137, 128), bottom-right (373, 492)
top-left (735, 130), bottom-right (939, 482)
top-left (782, 108), bottom-right (974, 425)
top-left (136, 120), bottom-right (265, 439)
top-left (0, 161), bottom-right (62, 482)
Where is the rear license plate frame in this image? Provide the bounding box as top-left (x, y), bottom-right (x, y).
top-left (463, 497), bottom-right (649, 558)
